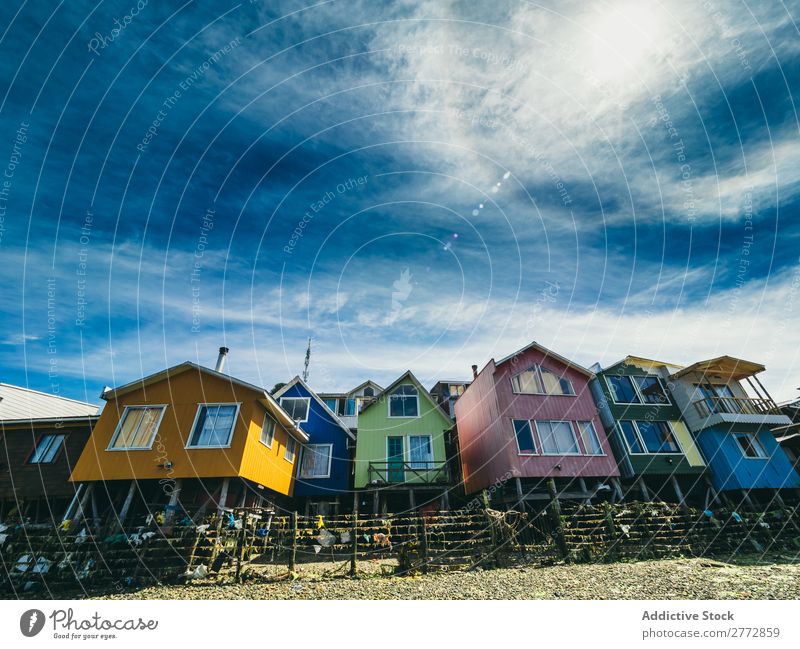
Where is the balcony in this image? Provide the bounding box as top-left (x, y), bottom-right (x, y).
top-left (367, 461), bottom-right (449, 486)
top-left (692, 396), bottom-right (781, 418)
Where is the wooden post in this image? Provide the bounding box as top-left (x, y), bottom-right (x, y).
top-left (70, 483), bottom-right (95, 528)
top-left (440, 488), bottom-right (449, 511)
top-left (671, 475), bottom-right (688, 511)
top-left (419, 515), bottom-right (429, 574)
top-left (349, 511), bottom-right (358, 577)
top-left (603, 505), bottom-right (618, 559)
top-left (62, 483), bottom-right (85, 523)
top-left (740, 489), bottom-right (756, 511)
top-left (288, 511), bottom-right (298, 572)
top-left (515, 477), bottom-right (524, 503)
top-left (116, 480), bottom-right (138, 531)
top-left (235, 509), bottom-right (246, 583)
top-left (611, 477), bottom-right (624, 502)
top-left (408, 489), bottom-right (416, 511)
top-left (578, 477), bottom-right (590, 504)
top-left (217, 478), bottom-right (230, 515)
top-left (547, 478), bottom-right (569, 559)
top-left (372, 489), bottom-right (380, 515)
top-left (164, 479), bottom-right (182, 525)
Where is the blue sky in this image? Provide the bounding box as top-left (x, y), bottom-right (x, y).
top-left (0, 0), bottom-right (798, 404)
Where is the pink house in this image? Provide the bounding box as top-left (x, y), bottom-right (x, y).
top-left (454, 342), bottom-right (621, 502)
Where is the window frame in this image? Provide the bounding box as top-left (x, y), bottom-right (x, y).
top-left (534, 420), bottom-right (582, 456)
top-left (605, 374), bottom-right (642, 404)
top-left (106, 405), bottom-right (167, 451)
top-left (618, 419), bottom-right (685, 456)
top-left (408, 434), bottom-right (434, 469)
top-left (606, 373), bottom-right (671, 406)
top-left (387, 384), bottom-right (420, 418)
top-left (279, 396), bottom-right (311, 423)
top-left (27, 433), bottom-right (67, 464)
top-left (298, 443), bottom-right (333, 478)
top-left (733, 432), bottom-right (768, 459)
top-left (185, 403), bottom-right (241, 449)
top-left (284, 436), bottom-right (298, 463)
top-left (512, 418), bottom-right (538, 455)
top-left (510, 365), bottom-right (576, 397)
top-left (260, 412), bottom-right (276, 448)
top-left (576, 420), bottom-right (605, 456)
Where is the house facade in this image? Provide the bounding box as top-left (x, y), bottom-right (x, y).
top-left (455, 342), bottom-right (620, 503)
top-left (666, 356), bottom-right (799, 501)
top-left (589, 357), bottom-right (707, 504)
top-left (354, 371), bottom-right (452, 513)
top-left (274, 376), bottom-right (355, 515)
top-left (429, 380), bottom-right (471, 419)
top-left (68, 350), bottom-right (308, 528)
top-left (0, 383), bottom-right (98, 522)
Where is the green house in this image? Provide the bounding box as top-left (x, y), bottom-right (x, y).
top-left (354, 371), bottom-right (453, 513)
top-left (589, 356), bottom-right (707, 504)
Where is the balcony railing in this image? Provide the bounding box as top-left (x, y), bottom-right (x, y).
top-left (692, 396), bottom-right (780, 418)
top-left (367, 461), bottom-right (449, 485)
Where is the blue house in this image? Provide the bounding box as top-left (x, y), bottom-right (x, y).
top-left (666, 356), bottom-right (800, 503)
top-left (273, 376), bottom-right (355, 515)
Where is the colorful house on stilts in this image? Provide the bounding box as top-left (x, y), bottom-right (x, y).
top-left (455, 342), bottom-right (620, 506)
top-left (67, 348), bottom-right (308, 528)
top-left (273, 376), bottom-right (355, 516)
top-left (353, 371), bottom-right (453, 514)
top-left (664, 355), bottom-right (800, 506)
top-left (589, 356), bottom-right (707, 506)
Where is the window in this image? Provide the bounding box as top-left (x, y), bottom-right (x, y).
top-left (260, 413), bottom-right (276, 448)
top-left (449, 384), bottom-right (465, 397)
top-left (299, 444), bottom-right (332, 478)
top-left (635, 420), bottom-right (680, 453)
top-left (284, 437), bottom-right (297, 463)
top-left (108, 405), bottom-right (166, 450)
top-left (513, 419), bottom-right (536, 454)
top-left (389, 384), bottom-right (419, 417)
top-left (28, 434), bottom-right (66, 464)
top-left (577, 421), bottom-right (603, 455)
top-left (323, 398), bottom-right (338, 412)
top-left (734, 432), bottom-right (767, 459)
top-left (280, 397), bottom-right (310, 422)
top-left (634, 376), bottom-right (669, 404)
top-left (511, 365), bottom-right (575, 395)
top-left (409, 435), bottom-right (433, 469)
top-left (535, 421), bottom-right (580, 455)
top-left (618, 421), bottom-right (644, 453)
top-left (619, 420), bottom-right (681, 454)
top-left (188, 404), bottom-right (238, 447)
top-left (363, 387), bottom-right (375, 397)
top-left (606, 375), bottom-right (641, 403)
top-left (344, 398), bottom-right (356, 416)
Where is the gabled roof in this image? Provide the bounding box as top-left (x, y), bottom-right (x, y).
top-left (272, 375), bottom-right (356, 440)
top-left (317, 379), bottom-right (383, 398)
top-left (0, 383), bottom-right (98, 421)
top-left (494, 341), bottom-right (595, 378)
top-left (599, 355), bottom-right (684, 374)
top-left (360, 370), bottom-right (451, 420)
top-left (669, 355), bottom-right (764, 382)
top-left (101, 362), bottom-right (308, 442)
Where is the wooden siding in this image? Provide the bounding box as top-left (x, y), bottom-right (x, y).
top-left (696, 424), bottom-right (800, 491)
top-left (456, 347), bottom-right (620, 494)
top-left (0, 420), bottom-right (93, 500)
top-left (69, 368), bottom-right (296, 496)
top-left (354, 377), bottom-right (451, 489)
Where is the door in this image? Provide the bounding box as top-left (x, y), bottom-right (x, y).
top-left (387, 436), bottom-right (404, 482)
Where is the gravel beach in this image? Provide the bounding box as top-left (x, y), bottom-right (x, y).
top-left (97, 556), bottom-right (800, 600)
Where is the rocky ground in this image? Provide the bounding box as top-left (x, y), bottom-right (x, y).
top-left (96, 555), bottom-right (800, 600)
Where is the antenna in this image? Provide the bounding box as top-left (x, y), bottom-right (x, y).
top-left (302, 337), bottom-right (312, 382)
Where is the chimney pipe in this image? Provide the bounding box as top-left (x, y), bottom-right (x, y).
top-left (215, 347), bottom-right (229, 373)
top-left (471, 364), bottom-right (478, 379)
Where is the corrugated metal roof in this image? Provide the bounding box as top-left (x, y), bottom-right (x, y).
top-left (0, 383), bottom-right (98, 421)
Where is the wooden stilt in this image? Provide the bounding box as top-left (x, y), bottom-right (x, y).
top-left (116, 480), bottom-right (138, 531)
top-left (70, 483), bottom-right (95, 528)
top-left (372, 490), bottom-right (379, 515)
top-left (740, 489), bottom-right (755, 511)
top-left (62, 484), bottom-right (85, 522)
top-left (638, 477), bottom-right (651, 502)
top-left (217, 478), bottom-right (230, 514)
top-left (671, 475), bottom-right (688, 511)
top-left (164, 479), bottom-right (182, 524)
top-left (352, 491), bottom-right (359, 514)
top-left (408, 489), bottom-right (416, 511)
top-left (578, 477), bottom-right (591, 503)
top-left (289, 511), bottom-right (298, 572)
top-left (611, 477), bottom-right (624, 502)
top-left (440, 488), bottom-right (450, 511)
top-left (515, 477), bottom-right (524, 503)
top-left (547, 478), bottom-right (568, 558)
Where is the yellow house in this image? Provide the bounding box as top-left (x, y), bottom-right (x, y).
top-left (68, 349), bottom-right (308, 527)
